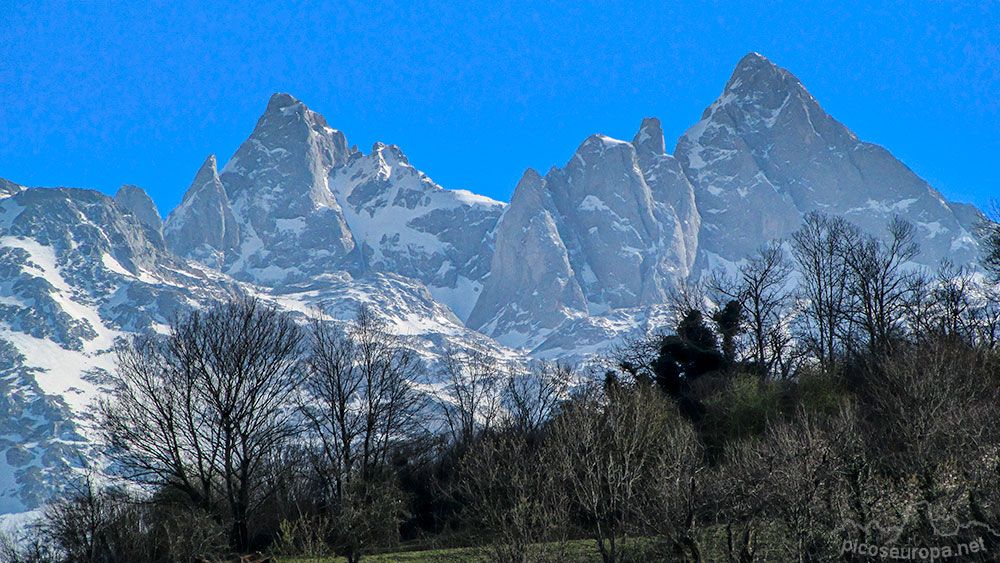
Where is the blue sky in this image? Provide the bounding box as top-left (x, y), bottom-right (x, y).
top-left (1, 1), bottom-right (997, 214)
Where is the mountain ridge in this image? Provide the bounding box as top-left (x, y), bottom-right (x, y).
top-left (0, 52), bottom-right (987, 514)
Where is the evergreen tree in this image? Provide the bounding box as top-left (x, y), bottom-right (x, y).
top-left (651, 308), bottom-right (725, 421)
top-left (712, 300), bottom-right (743, 365)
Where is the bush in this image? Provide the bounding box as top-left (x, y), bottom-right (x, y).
top-left (270, 516), bottom-right (333, 559)
top-left (701, 372), bottom-right (784, 452)
top-left (37, 481), bottom-right (153, 563)
top-left (792, 367), bottom-right (847, 416)
top-left (155, 505), bottom-right (227, 562)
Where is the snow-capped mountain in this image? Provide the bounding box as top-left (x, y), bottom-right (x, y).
top-left (0, 178), bottom-right (507, 513)
top-left (468, 52), bottom-right (983, 354)
top-left (0, 183), bottom-right (240, 512)
top-left (165, 93), bottom-right (505, 320)
top-left (0, 52), bottom-right (987, 513)
top-left (676, 52), bottom-right (980, 272)
top-left (177, 93), bottom-right (361, 284)
top-left (468, 119), bottom-right (699, 350)
top-left (329, 141), bottom-right (504, 320)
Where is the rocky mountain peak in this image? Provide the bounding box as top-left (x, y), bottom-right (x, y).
top-left (266, 92), bottom-right (300, 111)
top-left (470, 122), bottom-right (700, 346)
top-left (675, 53), bottom-right (980, 268)
top-left (632, 117), bottom-right (666, 156)
top-left (371, 142), bottom-right (410, 167)
top-left (730, 52), bottom-right (776, 77)
top-left (164, 154), bottom-right (240, 268)
top-left (505, 168), bottom-right (547, 209)
top-left (575, 134), bottom-right (634, 161)
top-left (264, 92), bottom-right (335, 130)
top-left (191, 154), bottom-right (218, 185)
top-left (211, 93), bottom-right (360, 284)
top-left (705, 51), bottom-right (818, 131)
top-left (221, 92), bottom-right (350, 211)
top-left (114, 184), bottom-right (163, 239)
top-left (0, 178), bottom-right (24, 198)
top-left (518, 167), bottom-right (543, 188)
top-left (174, 155), bottom-right (225, 209)
top-left (725, 52), bottom-right (789, 92)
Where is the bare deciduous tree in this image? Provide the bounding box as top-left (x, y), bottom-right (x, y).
top-left (301, 305), bottom-right (422, 497)
top-left (501, 362), bottom-right (572, 436)
top-left (548, 384), bottom-right (704, 562)
top-left (931, 260), bottom-right (978, 340)
top-left (436, 349), bottom-right (503, 448)
top-left (299, 305), bottom-right (421, 563)
top-left (608, 331), bottom-right (665, 386)
top-left (636, 411), bottom-right (705, 561)
top-left (843, 217), bottom-right (919, 355)
top-left (710, 241), bottom-right (795, 377)
top-left (861, 337), bottom-right (998, 498)
top-left (100, 297), bottom-right (304, 551)
top-left (459, 430), bottom-right (571, 563)
top-left (714, 403), bottom-right (891, 562)
top-left (791, 212), bottom-right (859, 367)
top-left (36, 478), bottom-right (150, 563)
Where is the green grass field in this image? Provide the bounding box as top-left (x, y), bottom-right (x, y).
top-left (274, 535), bottom-right (751, 562)
top-left (279, 546), bottom-right (480, 563)
top-left (278, 538), bottom-right (623, 562)
top-left (276, 526), bottom-right (789, 562)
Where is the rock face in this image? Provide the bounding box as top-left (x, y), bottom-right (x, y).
top-left (113, 185), bottom-right (163, 240)
top-left (164, 155), bottom-right (241, 269)
top-left (215, 93), bottom-right (361, 284)
top-left (467, 168), bottom-right (587, 344)
top-left (469, 121), bottom-right (699, 348)
top-left (633, 118), bottom-right (701, 277)
top-left (0, 179), bottom-right (24, 198)
top-left (675, 52), bottom-right (980, 272)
